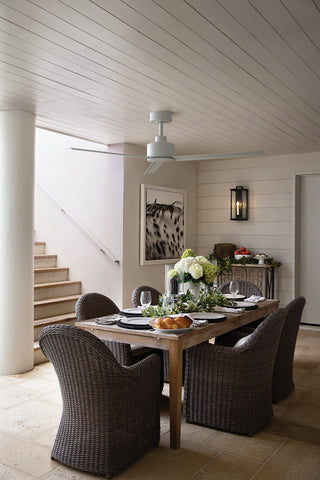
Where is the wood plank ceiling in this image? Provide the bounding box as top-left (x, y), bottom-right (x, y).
top-left (1, 0), bottom-right (320, 158)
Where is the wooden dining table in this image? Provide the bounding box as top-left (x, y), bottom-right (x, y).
top-left (75, 299), bottom-right (279, 449)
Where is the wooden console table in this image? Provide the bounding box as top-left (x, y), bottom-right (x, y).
top-left (217, 264), bottom-right (276, 298)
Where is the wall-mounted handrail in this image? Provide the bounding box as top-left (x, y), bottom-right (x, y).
top-left (36, 181), bottom-right (120, 264)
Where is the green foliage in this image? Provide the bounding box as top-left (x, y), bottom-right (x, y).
top-left (181, 248), bottom-right (196, 258)
top-left (230, 256), bottom-right (281, 267)
top-left (142, 290), bottom-right (235, 317)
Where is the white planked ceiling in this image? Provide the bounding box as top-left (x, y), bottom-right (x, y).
top-left (1, 0), bottom-right (320, 157)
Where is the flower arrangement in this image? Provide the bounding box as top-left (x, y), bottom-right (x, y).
top-left (168, 249), bottom-right (220, 285)
top-left (142, 289), bottom-right (235, 317)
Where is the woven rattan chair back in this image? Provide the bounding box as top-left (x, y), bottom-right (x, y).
top-left (75, 292), bottom-right (133, 366)
top-left (272, 296), bottom-right (306, 402)
top-left (218, 280), bottom-right (262, 297)
top-left (131, 285), bottom-right (162, 307)
top-left (183, 308), bottom-right (286, 436)
top-left (39, 324), bottom-right (161, 478)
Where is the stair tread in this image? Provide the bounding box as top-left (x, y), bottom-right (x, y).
top-left (34, 312), bottom-right (77, 326)
top-left (34, 280), bottom-right (81, 289)
top-left (34, 295), bottom-right (80, 306)
top-left (34, 267), bottom-right (68, 272)
top-left (34, 254), bottom-right (56, 258)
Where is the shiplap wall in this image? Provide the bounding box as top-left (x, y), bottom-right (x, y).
top-left (196, 152), bottom-right (320, 306)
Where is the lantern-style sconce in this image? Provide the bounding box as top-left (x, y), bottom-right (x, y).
top-left (230, 186), bottom-right (248, 221)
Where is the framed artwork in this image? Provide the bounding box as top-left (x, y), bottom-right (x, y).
top-left (140, 184), bottom-right (186, 265)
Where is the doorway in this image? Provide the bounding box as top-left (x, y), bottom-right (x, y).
top-left (295, 173), bottom-right (320, 326)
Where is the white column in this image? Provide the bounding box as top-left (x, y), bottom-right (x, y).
top-left (0, 111), bottom-right (35, 375)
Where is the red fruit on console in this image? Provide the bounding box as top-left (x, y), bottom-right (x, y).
top-left (234, 250), bottom-right (240, 254)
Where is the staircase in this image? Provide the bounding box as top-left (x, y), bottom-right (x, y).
top-left (34, 241), bottom-right (81, 364)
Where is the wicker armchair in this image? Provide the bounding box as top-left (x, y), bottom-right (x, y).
top-left (131, 285), bottom-right (162, 307)
top-left (215, 297), bottom-right (306, 403)
top-left (272, 296), bottom-right (306, 402)
top-left (183, 308), bottom-right (286, 436)
top-left (76, 293), bottom-right (149, 366)
top-left (39, 325), bottom-right (161, 479)
top-left (216, 281), bottom-right (264, 338)
top-left (218, 280), bottom-right (262, 297)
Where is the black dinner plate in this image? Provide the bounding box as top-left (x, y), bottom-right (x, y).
top-left (119, 308), bottom-right (143, 317)
top-left (117, 318), bottom-right (153, 330)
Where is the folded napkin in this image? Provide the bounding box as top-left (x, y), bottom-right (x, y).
top-left (246, 295), bottom-right (265, 303)
top-left (191, 319), bottom-right (208, 327)
top-left (214, 306), bottom-right (245, 314)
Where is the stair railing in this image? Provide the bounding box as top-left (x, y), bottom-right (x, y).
top-left (36, 182), bottom-right (120, 264)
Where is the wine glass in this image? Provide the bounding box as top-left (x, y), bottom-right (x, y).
top-left (229, 281), bottom-right (239, 297)
top-left (163, 294), bottom-right (174, 310)
top-left (140, 290), bottom-right (152, 308)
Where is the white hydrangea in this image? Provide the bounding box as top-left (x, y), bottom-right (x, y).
top-left (196, 255), bottom-right (210, 265)
top-left (175, 256), bottom-right (196, 273)
top-left (189, 263), bottom-right (203, 279)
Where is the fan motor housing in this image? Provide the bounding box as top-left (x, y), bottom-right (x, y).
top-left (147, 139), bottom-right (175, 158)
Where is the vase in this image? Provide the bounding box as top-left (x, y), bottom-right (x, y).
top-left (183, 282), bottom-right (201, 299)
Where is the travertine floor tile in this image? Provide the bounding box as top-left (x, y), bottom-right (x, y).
top-left (254, 456), bottom-right (320, 480)
top-left (283, 403), bottom-right (320, 429)
top-left (0, 383), bottom-right (39, 409)
top-left (42, 464), bottom-right (105, 479)
top-left (0, 433), bottom-right (56, 477)
top-left (202, 452), bottom-right (262, 479)
top-left (1, 327), bottom-right (319, 480)
top-left (294, 373), bottom-right (320, 390)
top-left (115, 445), bottom-right (215, 480)
top-left (202, 431), bottom-right (284, 462)
top-left (265, 417), bottom-right (320, 445)
top-left (275, 438), bottom-right (320, 467)
top-left (0, 464), bottom-right (36, 480)
top-left (0, 398), bottom-right (61, 441)
top-left (275, 387), bottom-right (307, 407)
top-left (299, 390), bottom-right (320, 407)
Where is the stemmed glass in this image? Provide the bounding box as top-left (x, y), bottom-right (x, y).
top-left (163, 294), bottom-right (174, 311)
top-left (229, 281), bottom-right (239, 297)
top-left (140, 290), bottom-right (152, 308)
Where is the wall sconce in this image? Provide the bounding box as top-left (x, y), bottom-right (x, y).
top-left (230, 186), bottom-right (248, 221)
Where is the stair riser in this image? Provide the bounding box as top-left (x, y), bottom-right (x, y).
top-left (34, 299), bottom-right (78, 320)
top-left (34, 243), bottom-right (45, 254)
top-left (34, 318), bottom-right (76, 342)
top-left (34, 283), bottom-right (81, 301)
top-left (34, 270), bottom-right (69, 283)
top-left (34, 256), bottom-right (57, 268)
top-left (34, 346), bottom-right (48, 365)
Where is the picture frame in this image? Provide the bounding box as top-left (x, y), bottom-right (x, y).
top-left (140, 184), bottom-right (186, 265)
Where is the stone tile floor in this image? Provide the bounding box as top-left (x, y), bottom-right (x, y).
top-left (0, 327), bottom-right (319, 479)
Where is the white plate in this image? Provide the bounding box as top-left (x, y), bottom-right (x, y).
top-left (191, 312), bottom-right (226, 321)
top-left (234, 301), bottom-right (256, 308)
top-left (223, 294), bottom-right (246, 300)
top-left (120, 307), bottom-right (143, 315)
top-left (118, 317), bottom-right (151, 326)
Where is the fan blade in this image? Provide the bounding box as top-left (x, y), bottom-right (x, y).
top-left (175, 151), bottom-right (266, 161)
top-left (71, 147), bottom-right (147, 159)
top-left (144, 161), bottom-right (163, 174)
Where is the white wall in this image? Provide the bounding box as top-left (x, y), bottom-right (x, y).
top-left (196, 152), bottom-right (320, 306)
top-left (35, 130), bottom-right (197, 309)
top-left (122, 144), bottom-right (197, 307)
top-left (35, 129), bottom-right (124, 307)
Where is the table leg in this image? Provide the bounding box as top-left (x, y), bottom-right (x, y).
top-left (168, 342), bottom-right (183, 449)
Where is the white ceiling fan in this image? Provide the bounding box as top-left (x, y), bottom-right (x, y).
top-left (71, 111), bottom-right (265, 174)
